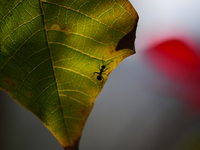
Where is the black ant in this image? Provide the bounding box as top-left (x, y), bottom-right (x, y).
top-left (92, 59), bottom-right (113, 84)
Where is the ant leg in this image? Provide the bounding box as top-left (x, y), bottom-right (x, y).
top-left (91, 72), bottom-right (100, 77)
top-left (101, 67), bottom-right (110, 74)
top-left (102, 72), bottom-right (108, 76)
top-left (94, 72), bottom-right (100, 74)
top-left (103, 67), bottom-right (109, 71)
top-left (105, 59), bottom-right (113, 66)
top-left (102, 56), bottom-right (105, 65)
top-left (91, 72), bottom-right (95, 77)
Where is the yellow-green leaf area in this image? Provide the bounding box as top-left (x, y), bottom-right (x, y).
top-left (0, 0), bottom-right (138, 149)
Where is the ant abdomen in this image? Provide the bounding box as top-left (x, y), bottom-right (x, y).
top-left (97, 75), bottom-right (103, 81)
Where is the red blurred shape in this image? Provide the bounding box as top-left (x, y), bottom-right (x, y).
top-left (145, 38), bottom-right (200, 111)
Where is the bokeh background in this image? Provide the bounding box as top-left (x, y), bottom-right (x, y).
top-left (1, 0), bottom-right (200, 150)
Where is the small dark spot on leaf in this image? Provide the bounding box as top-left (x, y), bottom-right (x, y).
top-left (61, 26), bottom-right (68, 30)
top-left (12, 83), bottom-right (16, 87)
top-left (109, 48), bottom-right (114, 54)
top-left (123, 55), bottom-right (127, 59)
top-left (80, 109), bottom-right (86, 116)
top-left (29, 92), bottom-right (33, 97)
top-left (4, 78), bottom-right (9, 84)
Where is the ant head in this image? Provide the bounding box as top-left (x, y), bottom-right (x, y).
top-left (102, 65), bottom-right (106, 69)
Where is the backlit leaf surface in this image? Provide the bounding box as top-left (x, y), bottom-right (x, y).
top-left (0, 0), bottom-right (138, 149)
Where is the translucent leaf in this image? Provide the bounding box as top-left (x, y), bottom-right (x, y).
top-left (0, 0), bottom-right (138, 149)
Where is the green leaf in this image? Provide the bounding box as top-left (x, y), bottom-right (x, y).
top-left (0, 0), bottom-right (138, 149)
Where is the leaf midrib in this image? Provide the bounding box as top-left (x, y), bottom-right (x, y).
top-left (40, 0), bottom-right (72, 146)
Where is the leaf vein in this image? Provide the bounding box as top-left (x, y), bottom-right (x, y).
top-left (0, 14), bottom-right (42, 45)
top-left (0, 0), bottom-right (23, 23)
top-left (59, 94), bottom-right (87, 106)
top-left (59, 89), bottom-right (92, 97)
top-left (49, 42), bottom-right (100, 60)
top-left (18, 57), bottom-right (51, 91)
top-left (0, 28), bottom-right (44, 70)
top-left (42, 1), bottom-right (126, 33)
